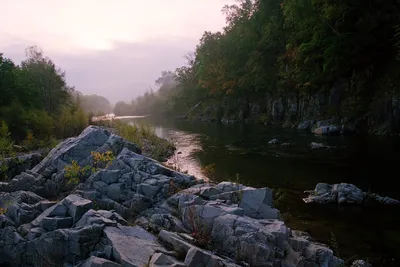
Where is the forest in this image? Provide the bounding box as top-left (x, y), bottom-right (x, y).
top-left (0, 46), bottom-right (111, 155)
top-left (120, 0), bottom-right (400, 132)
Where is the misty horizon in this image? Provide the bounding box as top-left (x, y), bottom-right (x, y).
top-left (0, 0), bottom-right (235, 103)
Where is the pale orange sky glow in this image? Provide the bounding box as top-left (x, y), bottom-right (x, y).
top-left (0, 0), bottom-right (235, 102)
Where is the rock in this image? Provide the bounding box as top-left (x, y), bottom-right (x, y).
top-left (150, 253), bottom-right (185, 267)
top-left (351, 259), bottom-right (372, 267)
top-left (40, 216), bottom-right (73, 231)
top-left (312, 125), bottom-right (341, 135)
top-left (310, 142), bottom-right (326, 149)
top-left (0, 153), bottom-right (43, 180)
top-left (62, 194), bottom-right (94, 223)
top-left (304, 182), bottom-right (399, 205)
top-left (27, 223), bottom-right (104, 266)
top-left (5, 202), bottom-right (40, 226)
top-left (184, 247), bottom-right (240, 267)
top-left (158, 230), bottom-right (194, 255)
top-left (298, 120), bottom-right (315, 131)
top-left (104, 226), bottom-right (167, 267)
top-left (149, 213), bottom-right (187, 233)
top-left (336, 183), bottom-right (364, 204)
top-left (81, 256), bottom-right (122, 267)
top-left (268, 138), bottom-right (279, 145)
top-left (238, 187), bottom-right (278, 219)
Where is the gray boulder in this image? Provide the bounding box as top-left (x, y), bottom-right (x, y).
top-left (304, 182), bottom-right (399, 205)
top-left (104, 226), bottom-right (167, 267)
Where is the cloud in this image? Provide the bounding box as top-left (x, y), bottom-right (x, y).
top-left (0, 0), bottom-right (236, 103)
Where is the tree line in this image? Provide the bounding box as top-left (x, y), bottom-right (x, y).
top-left (0, 46), bottom-right (96, 154)
top-left (116, 0), bottom-right (400, 120)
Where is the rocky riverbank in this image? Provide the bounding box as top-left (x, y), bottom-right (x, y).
top-left (0, 126), bottom-right (364, 266)
top-left (183, 87), bottom-right (400, 135)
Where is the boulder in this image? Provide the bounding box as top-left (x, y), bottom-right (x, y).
top-left (304, 182), bottom-right (399, 205)
top-left (62, 194), bottom-right (94, 223)
top-left (103, 226), bottom-right (167, 267)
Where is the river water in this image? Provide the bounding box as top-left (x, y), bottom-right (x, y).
top-left (125, 117), bottom-right (399, 266)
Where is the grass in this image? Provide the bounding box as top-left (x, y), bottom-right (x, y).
top-left (113, 120), bottom-right (175, 161)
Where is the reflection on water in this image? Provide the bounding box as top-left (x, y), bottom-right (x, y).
top-left (126, 116), bottom-right (400, 266)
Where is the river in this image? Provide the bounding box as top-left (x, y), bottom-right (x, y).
top-left (124, 117), bottom-right (399, 266)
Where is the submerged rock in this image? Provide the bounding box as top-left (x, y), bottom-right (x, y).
top-left (304, 182), bottom-right (400, 205)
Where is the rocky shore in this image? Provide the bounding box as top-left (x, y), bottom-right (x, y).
top-left (0, 126), bottom-right (358, 266)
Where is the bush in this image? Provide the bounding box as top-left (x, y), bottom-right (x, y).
top-left (1, 101), bottom-right (28, 141)
top-left (0, 121), bottom-right (14, 157)
top-left (56, 105), bottom-right (88, 138)
top-left (26, 109), bottom-right (54, 139)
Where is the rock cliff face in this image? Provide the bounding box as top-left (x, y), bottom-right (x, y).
top-left (188, 85), bottom-right (400, 135)
top-left (0, 126), bottom-right (344, 266)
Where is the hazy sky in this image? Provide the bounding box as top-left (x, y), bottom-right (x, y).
top-left (0, 0), bottom-right (234, 103)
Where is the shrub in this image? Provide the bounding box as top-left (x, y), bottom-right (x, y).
top-left (0, 121), bottom-right (14, 157)
top-left (64, 151), bottom-right (115, 185)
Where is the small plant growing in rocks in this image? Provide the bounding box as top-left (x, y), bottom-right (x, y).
top-left (187, 205), bottom-right (212, 249)
top-left (64, 151), bottom-right (115, 185)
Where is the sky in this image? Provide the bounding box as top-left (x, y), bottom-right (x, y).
top-left (0, 0), bottom-right (234, 103)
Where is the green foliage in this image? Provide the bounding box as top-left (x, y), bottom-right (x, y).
top-left (0, 121), bottom-right (14, 157)
top-left (125, 0), bottom-right (400, 120)
top-left (0, 46), bottom-right (90, 147)
top-left (64, 151), bottom-right (115, 185)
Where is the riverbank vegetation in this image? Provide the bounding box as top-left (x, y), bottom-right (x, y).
top-left (116, 0), bottom-right (400, 131)
top-left (92, 120), bottom-right (175, 162)
top-left (0, 46), bottom-right (89, 156)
